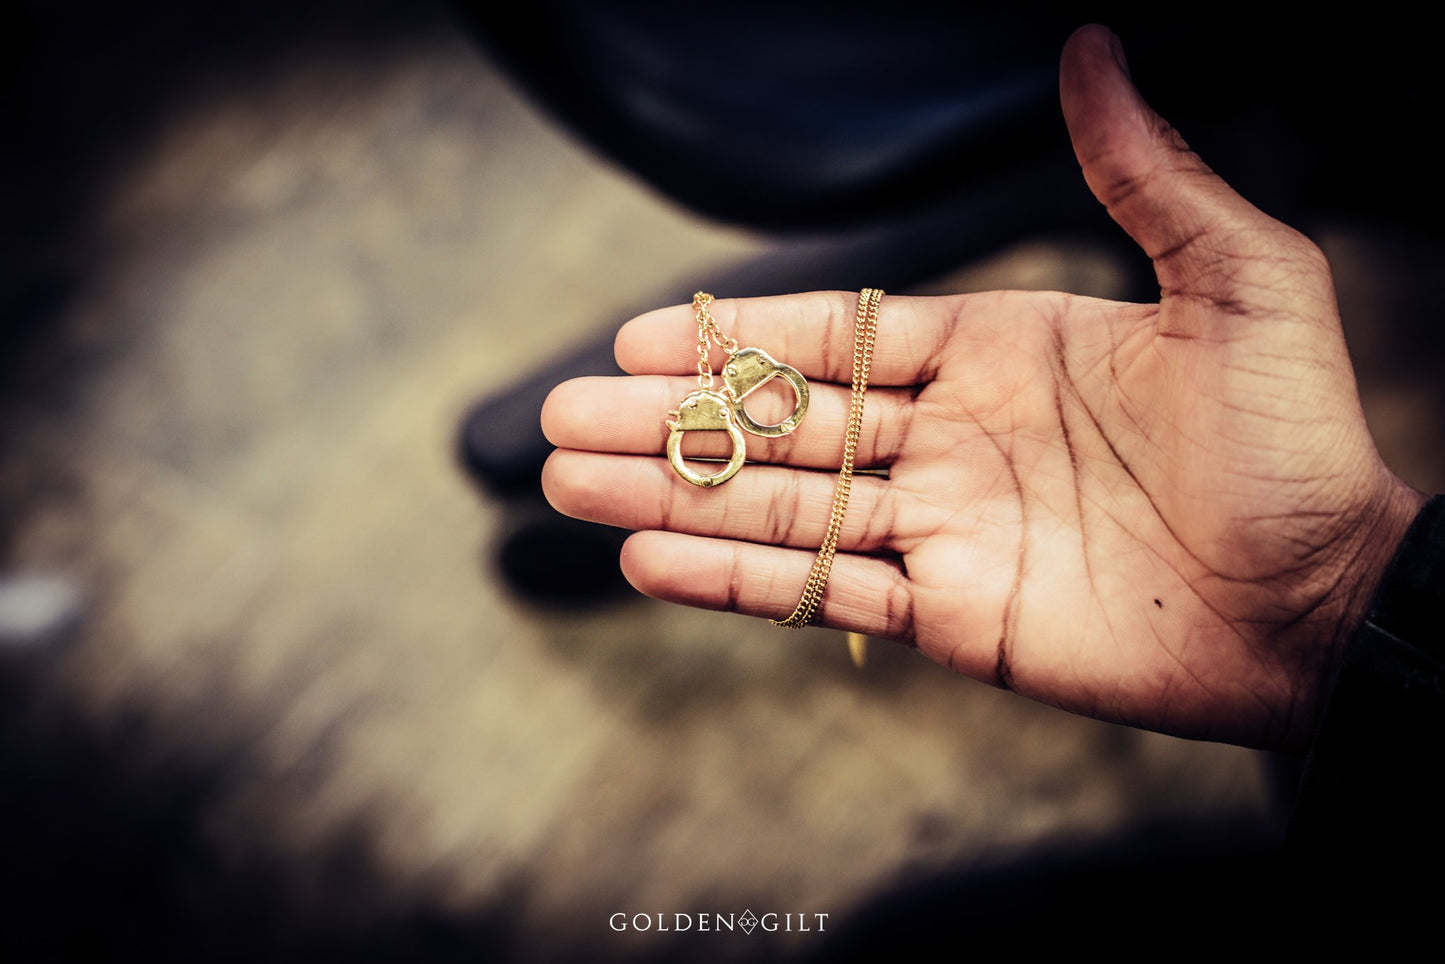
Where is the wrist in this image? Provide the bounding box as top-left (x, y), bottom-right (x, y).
top-left (1307, 477), bottom-right (1428, 745)
top-left (1333, 479), bottom-right (1429, 642)
top-left (1288, 488), bottom-right (1445, 860)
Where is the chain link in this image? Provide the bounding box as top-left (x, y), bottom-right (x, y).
top-left (693, 291), bottom-right (739, 389)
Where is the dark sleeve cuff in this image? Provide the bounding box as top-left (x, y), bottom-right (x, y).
top-left (1286, 494), bottom-right (1445, 860)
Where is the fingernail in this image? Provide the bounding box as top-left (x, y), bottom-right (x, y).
top-left (1107, 29), bottom-right (1132, 81)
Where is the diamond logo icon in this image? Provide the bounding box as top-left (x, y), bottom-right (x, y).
top-left (738, 909), bottom-right (759, 935)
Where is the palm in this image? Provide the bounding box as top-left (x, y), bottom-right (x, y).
top-left (879, 282), bottom-right (1392, 748)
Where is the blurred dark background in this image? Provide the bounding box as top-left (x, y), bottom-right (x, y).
top-left (4, 1), bottom-right (1444, 959)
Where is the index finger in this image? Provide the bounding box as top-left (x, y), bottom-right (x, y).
top-left (614, 290), bottom-right (962, 387)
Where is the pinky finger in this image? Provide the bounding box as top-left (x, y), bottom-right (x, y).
top-left (620, 530), bottom-right (915, 643)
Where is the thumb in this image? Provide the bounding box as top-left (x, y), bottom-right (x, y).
top-left (1059, 25), bottom-right (1319, 321)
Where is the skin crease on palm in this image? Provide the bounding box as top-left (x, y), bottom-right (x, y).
top-left (539, 25), bottom-right (1426, 755)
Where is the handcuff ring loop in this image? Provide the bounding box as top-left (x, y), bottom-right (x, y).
top-left (723, 347), bottom-right (810, 439)
top-left (665, 389), bottom-right (748, 488)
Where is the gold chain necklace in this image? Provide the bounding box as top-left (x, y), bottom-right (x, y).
top-left (664, 289), bottom-right (883, 665)
top-left (772, 288), bottom-right (882, 630)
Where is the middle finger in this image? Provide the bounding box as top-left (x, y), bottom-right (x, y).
top-left (541, 374), bottom-right (914, 470)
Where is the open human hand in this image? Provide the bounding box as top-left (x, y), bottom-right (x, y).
top-left (540, 25), bottom-right (1423, 753)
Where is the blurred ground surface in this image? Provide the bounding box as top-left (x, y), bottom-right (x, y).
top-left (3, 2), bottom-right (1444, 961)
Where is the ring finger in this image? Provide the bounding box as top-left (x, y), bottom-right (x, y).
top-left (542, 449), bottom-right (897, 554)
